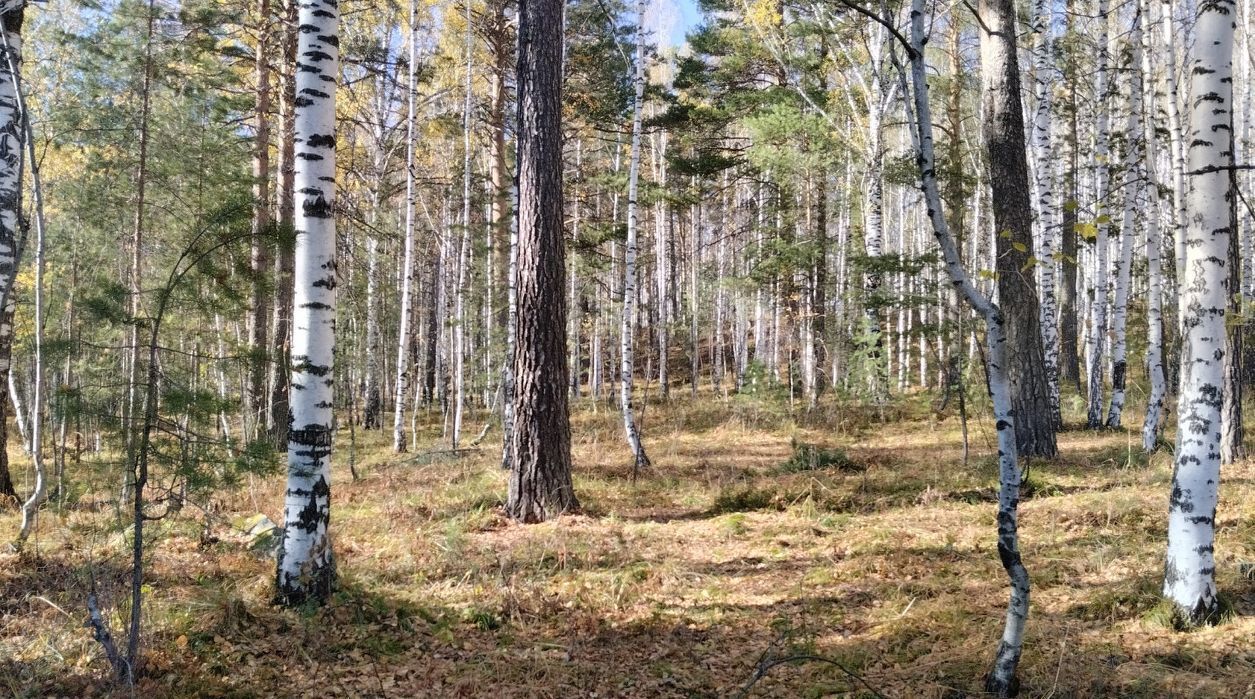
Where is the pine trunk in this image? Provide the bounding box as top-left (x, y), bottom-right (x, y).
top-left (506, 0), bottom-right (577, 522)
top-left (980, 0), bottom-right (1056, 458)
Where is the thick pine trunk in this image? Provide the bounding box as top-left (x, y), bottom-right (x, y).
top-left (980, 0), bottom-right (1056, 458)
top-left (506, 0), bottom-right (576, 522)
top-left (1162, 0), bottom-right (1233, 627)
top-left (276, 0), bottom-right (339, 606)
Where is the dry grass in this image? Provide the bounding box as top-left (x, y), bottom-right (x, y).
top-left (1, 393), bottom-right (1253, 698)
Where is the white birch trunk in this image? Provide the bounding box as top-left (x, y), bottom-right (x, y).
top-left (1030, 0), bottom-right (1061, 427)
top-left (451, 0), bottom-right (474, 450)
top-left (0, 8), bottom-right (24, 317)
top-left (276, 0), bottom-right (339, 605)
top-left (1162, 0), bottom-right (1234, 626)
top-left (14, 85), bottom-right (43, 544)
top-left (1141, 0), bottom-right (1166, 450)
top-left (1106, 5), bottom-right (1144, 428)
top-left (653, 131), bottom-right (669, 399)
top-left (392, 0), bottom-right (419, 453)
top-left (620, 0), bottom-right (649, 470)
top-left (1160, 0), bottom-right (1188, 311)
top-left (1085, 0), bottom-right (1112, 429)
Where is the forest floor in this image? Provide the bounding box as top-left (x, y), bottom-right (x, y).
top-left (1, 392), bottom-right (1254, 698)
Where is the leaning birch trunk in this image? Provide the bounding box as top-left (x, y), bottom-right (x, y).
top-left (905, 2), bottom-right (1028, 692)
top-left (392, 0), bottom-right (419, 453)
top-left (1162, 0), bottom-right (1234, 626)
top-left (1085, 0), bottom-right (1112, 430)
top-left (14, 63), bottom-right (44, 545)
top-left (620, 1), bottom-right (650, 472)
top-left (1029, 0), bottom-right (1061, 429)
top-left (1140, 0), bottom-right (1166, 451)
top-left (275, 0), bottom-right (339, 606)
top-left (506, 0), bottom-right (577, 522)
top-left (1106, 4), bottom-right (1144, 428)
top-left (8, 364), bottom-right (25, 452)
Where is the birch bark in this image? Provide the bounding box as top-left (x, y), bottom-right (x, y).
top-left (276, 0), bottom-right (340, 605)
top-left (1162, 0), bottom-right (1234, 627)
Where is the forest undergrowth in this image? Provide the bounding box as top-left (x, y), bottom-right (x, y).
top-left (1, 393), bottom-right (1252, 698)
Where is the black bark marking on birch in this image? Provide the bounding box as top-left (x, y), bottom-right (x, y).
top-left (1169, 484), bottom-right (1194, 512)
top-left (303, 195), bottom-right (332, 218)
top-left (293, 475), bottom-right (330, 533)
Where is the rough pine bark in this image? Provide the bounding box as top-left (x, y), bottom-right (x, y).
top-left (275, 0), bottom-right (339, 606)
top-left (1162, 0), bottom-right (1234, 627)
top-left (979, 0), bottom-right (1057, 457)
top-left (506, 0), bottom-right (577, 522)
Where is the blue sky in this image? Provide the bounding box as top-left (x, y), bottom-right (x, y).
top-left (656, 0), bottom-right (703, 48)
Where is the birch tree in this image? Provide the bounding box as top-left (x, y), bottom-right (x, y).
top-left (1085, 0), bottom-right (1111, 430)
top-left (0, 1), bottom-right (26, 318)
top-left (620, 0), bottom-right (650, 472)
top-left (392, 0), bottom-right (419, 453)
top-left (276, 0), bottom-right (340, 605)
top-left (1140, 0), bottom-right (1165, 451)
top-left (1106, 5), bottom-right (1144, 429)
top-left (1029, 0), bottom-right (1060, 429)
top-left (248, 0), bottom-right (272, 439)
top-left (1162, 0), bottom-right (1234, 627)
